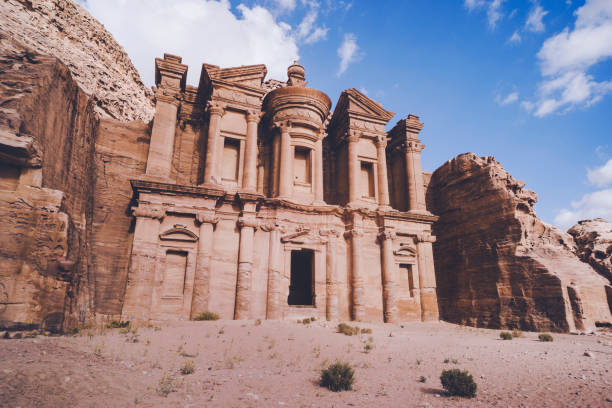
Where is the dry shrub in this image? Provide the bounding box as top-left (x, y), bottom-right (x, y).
top-left (337, 323), bottom-right (360, 336)
top-left (512, 329), bottom-right (523, 338)
top-left (440, 369), bottom-right (477, 398)
top-left (499, 331), bottom-right (512, 340)
top-left (539, 333), bottom-right (553, 342)
top-left (320, 361), bottom-right (354, 392)
top-left (180, 360), bottom-right (195, 375)
top-left (194, 311), bottom-right (220, 321)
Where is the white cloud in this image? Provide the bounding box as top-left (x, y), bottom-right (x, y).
top-left (78, 0), bottom-right (299, 85)
top-left (463, 0), bottom-right (505, 29)
top-left (508, 30), bottom-right (521, 44)
top-left (294, 3), bottom-right (328, 45)
top-left (525, 4), bottom-right (548, 32)
top-left (487, 0), bottom-right (505, 29)
top-left (523, 0), bottom-right (612, 116)
top-left (272, 0), bottom-right (296, 13)
top-left (358, 87), bottom-right (368, 95)
top-left (554, 188), bottom-right (612, 230)
top-left (495, 90), bottom-right (519, 105)
top-left (587, 158), bottom-right (612, 187)
top-left (337, 33), bottom-right (360, 76)
top-left (304, 26), bottom-right (329, 44)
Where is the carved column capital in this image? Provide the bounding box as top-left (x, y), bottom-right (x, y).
top-left (132, 205), bottom-right (165, 220)
top-left (260, 221), bottom-right (286, 233)
top-left (246, 110), bottom-right (263, 123)
top-left (378, 229), bottom-right (396, 242)
top-left (206, 101), bottom-right (226, 117)
top-left (346, 130), bottom-right (361, 143)
top-left (344, 228), bottom-right (364, 239)
top-left (375, 134), bottom-right (388, 148)
top-left (238, 217), bottom-right (260, 230)
top-left (320, 228), bottom-right (341, 238)
top-left (403, 140), bottom-right (424, 153)
top-left (154, 88), bottom-right (181, 105)
top-left (196, 211), bottom-right (219, 225)
top-left (274, 120), bottom-right (292, 133)
top-left (416, 231), bottom-right (436, 243)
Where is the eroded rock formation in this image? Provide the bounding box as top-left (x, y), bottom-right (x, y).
top-left (0, 0), bottom-right (154, 122)
top-left (0, 35), bottom-right (97, 331)
top-left (569, 218), bottom-right (612, 286)
top-left (427, 153), bottom-right (612, 332)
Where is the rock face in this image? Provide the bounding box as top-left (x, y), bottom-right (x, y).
top-left (0, 35), bottom-right (97, 331)
top-left (569, 218), bottom-right (612, 285)
top-left (0, 0), bottom-right (154, 122)
top-left (427, 153), bottom-right (612, 332)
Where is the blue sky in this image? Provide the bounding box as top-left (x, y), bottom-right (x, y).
top-left (79, 0), bottom-right (612, 229)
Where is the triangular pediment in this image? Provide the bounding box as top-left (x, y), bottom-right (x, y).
top-left (207, 64), bottom-right (267, 87)
top-left (345, 88), bottom-right (394, 121)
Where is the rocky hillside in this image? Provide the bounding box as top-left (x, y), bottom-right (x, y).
top-left (569, 218), bottom-right (612, 283)
top-left (427, 153), bottom-right (612, 333)
top-left (0, 0), bottom-right (154, 122)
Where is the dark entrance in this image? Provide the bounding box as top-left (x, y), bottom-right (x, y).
top-left (288, 249), bottom-right (314, 306)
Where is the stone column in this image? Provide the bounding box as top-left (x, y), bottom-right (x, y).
top-left (121, 205), bottom-right (165, 321)
top-left (242, 110), bottom-right (261, 191)
top-left (404, 142), bottom-right (427, 212)
top-left (145, 93), bottom-right (179, 178)
top-left (263, 222), bottom-right (283, 320)
top-left (321, 228), bottom-right (340, 321)
top-left (277, 121), bottom-right (293, 198)
top-left (234, 216), bottom-right (259, 319)
top-left (416, 232), bottom-right (439, 321)
top-left (203, 102), bottom-right (225, 185)
top-left (375, 135), bottom-right (391, 209)
top-left (190, 211), bottom-right (218, 319)
top-left (314, 133), bottom-right (325, 204)
top-left (379, 230), bottom-right (398, 323)
top-left (345, 220), bottom-right (365, 321)
top-left (347, 131), bottom-right (360, 204)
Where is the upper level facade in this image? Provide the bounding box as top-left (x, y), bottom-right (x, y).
top-left (142, 53), bottom-right (431, 215)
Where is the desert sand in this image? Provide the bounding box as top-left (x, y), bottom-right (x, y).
top-left (1, 320), bottom-right (611, 407)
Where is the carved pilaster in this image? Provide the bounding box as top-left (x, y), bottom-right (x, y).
top-left (262, 222), bottom-right (284, 320)
top-left (203, 101), bottom-right (226, 185)
top-left (345, 227), bottom-right (365, 321)
top-left (191, 210), bottom-right (219, 319)
top-left (235, 216), bottom-right (259, 319)
top-left (378, 229), bottom-right (398, 323)
top-left (320, 228), bottom-right (341, 321)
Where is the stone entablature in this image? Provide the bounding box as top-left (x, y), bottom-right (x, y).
top-left (121, 54), bottom-right (440, 324)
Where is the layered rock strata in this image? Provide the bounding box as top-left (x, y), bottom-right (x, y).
top-left (568, 218), bottom-right (612, 284)
top-left (0, 0), bottom-right (154, 122)
top-left (427, 153), bottom-right (612, 332)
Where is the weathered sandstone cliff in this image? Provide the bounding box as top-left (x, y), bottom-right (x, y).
top-left (0, 0), bottom-right (154, 122)
top-left (569, 218), bottom-right (612, 284)
top-left (427, 153), bottom-right (612, 332)
top-left (0, 35), bottom-right (97, 331)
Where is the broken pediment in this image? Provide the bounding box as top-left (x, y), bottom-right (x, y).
top-left (202, 63), bottom-right (268, 88)
top-left (159, 225), bottom-right (198, 242)
top-left (344, 88), bottom-right (394, 122)
top-left (394, 242), bottom-right (417, 257)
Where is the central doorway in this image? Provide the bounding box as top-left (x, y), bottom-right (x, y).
top-left (288, 249), bottom-right (314, 306)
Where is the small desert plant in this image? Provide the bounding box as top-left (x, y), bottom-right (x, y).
top-left (539, 333), bottom-right (554, 342)
top-left (440, 369), bottom-right (477, 398)
top-left (337, 323), bottom-right (360, 336)
top-left (363, 343), bottom-right (373, 353)
top-left (157, 373), bottom-right (178, 396)
top-left (512, 329), bottom-right (523, 338)
top-left (302, 318), bottom-right (311, 324)
top-left (310, 316), bottom-right (316, 321)
top-left (320, 361), bottom-right (355, 392)
top-left (194, 311), bottom-right (220, 321)
top-left (360, 328), bottom-right (372, 334)
top-left (105, 320), bottom-right (130, 329)
top-left (500, 331), bottom-right (513, 340)
top-left (180, 360), bottom-right (195, 375)
top-left (93, 344), bottom-right (104, 357)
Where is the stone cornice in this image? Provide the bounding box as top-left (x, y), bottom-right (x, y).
top-left (131, 179), bottom-right (225, 198)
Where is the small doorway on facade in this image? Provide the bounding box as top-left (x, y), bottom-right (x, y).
top-left (288, 249), bottom-right (314, 306)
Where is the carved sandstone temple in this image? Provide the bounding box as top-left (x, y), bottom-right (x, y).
top-left (121, 54), bottom-right (439, 323)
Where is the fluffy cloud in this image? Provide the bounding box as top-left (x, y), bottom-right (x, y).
top-left (525, 4), bottom-right (548, 32)
top-left (272, 0), bottom-right (296, 14)
top-left (296, 5), bottom-right (329, 44)
top-left (554, 188), bottom-right (612, 230)
top-left (523, 0), bottom-right (612, 116)
top-left (587, 158), bottom-right (612, 187)
top-left (508, 30), bottom-right (521, 43)
top-left (337, 33), bottom-right (360, 76)
top-left (495, 90), bottom-right (519, 105)
top-left (78, 0), bottom-right (300, 85)
top-left (463, 0), bottom-right (506, 29)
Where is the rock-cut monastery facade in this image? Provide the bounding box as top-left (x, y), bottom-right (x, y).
top-left (121, 54), bottom-right (440, 323)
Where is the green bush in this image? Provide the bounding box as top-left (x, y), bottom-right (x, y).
top-left (194, 311), bottom-right (220, 321)
top-left (512, 329), bottom-right (523, 338)
top-left (320, 361), bottom-right (354, 392)
top-left (440, 369), bottom-right (477, 398)
top-left (500, 331), bottom-right (512, 340)
top-left (538, 333), bottom-right (553, 342)
top-left (180, 360), bottom-right (195, 375)
top-left (105, 320), bottom-right (130, 329)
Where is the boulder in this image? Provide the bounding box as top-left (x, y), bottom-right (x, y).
top-left (427, 153), bottom-right (612, 332)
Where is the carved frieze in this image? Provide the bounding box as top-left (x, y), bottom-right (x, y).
top-left (132, 205), bottom-right (165, 220)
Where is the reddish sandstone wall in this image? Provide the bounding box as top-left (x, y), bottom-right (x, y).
top-left (427, 153), bottom-right (612, 332)
top-left (0, 35), bottom-right (97, 331)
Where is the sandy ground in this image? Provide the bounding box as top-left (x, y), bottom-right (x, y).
top-left (1, 320), bottom-right (611, 408)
